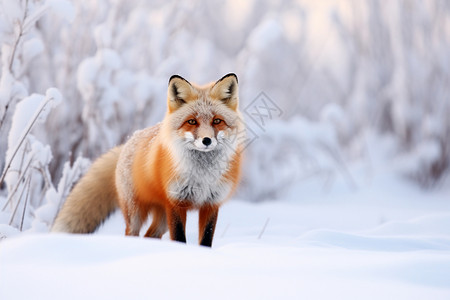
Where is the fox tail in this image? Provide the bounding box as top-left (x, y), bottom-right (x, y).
top-left (51, 147), bottom-right (122, 233)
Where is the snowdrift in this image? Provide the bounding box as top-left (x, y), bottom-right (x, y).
top-left (1, 201), bottom-right (450, 300)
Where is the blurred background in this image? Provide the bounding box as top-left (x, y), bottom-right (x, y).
top-left (1, 0), bottom-right (450, 230)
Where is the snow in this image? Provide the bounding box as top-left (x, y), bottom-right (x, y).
top-left (2, 235), bottom-right (447, 300)
top-left (47, 0), bottom-right (75, 22)
top-left (22, 38), bottom-right (44, 66)
top-left (1, 172), bottom-right (450, 299)
top-left (248, 19), bottom-right (285, 54)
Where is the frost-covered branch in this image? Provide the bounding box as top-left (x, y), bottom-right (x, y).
top-left (0, 94), bottom-right (56, 186)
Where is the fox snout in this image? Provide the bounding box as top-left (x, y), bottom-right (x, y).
top-left (192, 134), bottom-right (218, 151)
top-left (184, 129), bottom-right (219, 152)
top-left (187, 123), bottom-right (216, 151)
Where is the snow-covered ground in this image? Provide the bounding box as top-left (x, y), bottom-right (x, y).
top-left (1, 171), bottom-right (450, 300)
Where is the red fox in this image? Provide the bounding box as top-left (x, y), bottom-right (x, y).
top-left (52, 74), bottom-right (245, 247)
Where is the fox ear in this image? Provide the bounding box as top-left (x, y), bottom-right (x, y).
top-left (167, 75), bottom-right (197, 112)
top-left (210, 73), bottom-right (239, 110)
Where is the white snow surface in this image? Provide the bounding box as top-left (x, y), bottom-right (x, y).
top-left (1, 174), bottom-right (450, 300)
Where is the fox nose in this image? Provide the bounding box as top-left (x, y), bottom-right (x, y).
top-left (202, 137), bottom-right (212, 146)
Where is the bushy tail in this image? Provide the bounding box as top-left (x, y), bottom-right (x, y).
top-left (52, 146), bottom-right (122, 233)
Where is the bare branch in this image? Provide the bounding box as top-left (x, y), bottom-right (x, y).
top-left (257, 218), bottom-right (270, 240)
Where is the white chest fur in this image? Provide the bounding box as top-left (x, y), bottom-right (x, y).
top-left (168, 149), bottom-right (233, 206)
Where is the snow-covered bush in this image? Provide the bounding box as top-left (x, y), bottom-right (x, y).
top-left (240, 103), bottom-right (356, 202)
top-left (3, 89), bottom-right (60, 229)
top-left (0, 0), bottom-right (76, 233)
top-left (31, 155), bottom-right (90, 232)
top-left (332, 0), bottom-right (450, 187)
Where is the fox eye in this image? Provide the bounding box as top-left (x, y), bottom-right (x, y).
top-left (213, 118), bottom-right (222, 124)
top-left (187, 119), bottom-right (197, 125)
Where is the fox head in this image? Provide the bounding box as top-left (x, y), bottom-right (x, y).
top-left (163, 73), bottom-right (244, 154)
